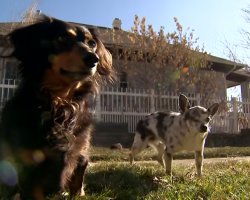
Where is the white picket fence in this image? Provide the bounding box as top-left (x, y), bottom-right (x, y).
top-left (0, 79), bottom-right (249, 133)
top-left (95, 86), bottom-right (240, 133)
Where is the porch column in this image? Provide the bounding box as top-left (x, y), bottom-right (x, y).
top-left (241, 81), bottom-right (249, 101)
top-left (0, 57), bottom-right (5, 81)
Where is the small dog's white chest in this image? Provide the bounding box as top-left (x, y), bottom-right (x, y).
top-left (174, 132), bottom-right (207, 152)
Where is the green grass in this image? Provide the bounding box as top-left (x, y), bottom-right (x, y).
top-left (90, 146), bottom-right (250, 162)
top-left (1, 147), bottom-right (250, 199)
top-left (82, 161), bottom-right (250, 200)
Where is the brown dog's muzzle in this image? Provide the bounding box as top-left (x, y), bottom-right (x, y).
top-left (82, 52), bottom-right (99, 69)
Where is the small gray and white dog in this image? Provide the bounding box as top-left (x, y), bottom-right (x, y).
top-left (129, 94), bottom-right (219, 177)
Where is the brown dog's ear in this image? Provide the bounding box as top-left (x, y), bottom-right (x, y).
top-left (208, 103), bottom-right (219, 118)
top-left (88, 28), bottom-right (116, 83)
top-left (3, 15), bottom-right (54, 63)
top-left (179, 94), bottom-right (191, 113)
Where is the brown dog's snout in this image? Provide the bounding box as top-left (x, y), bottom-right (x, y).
top-left (200, 125), bottom-right (208, 133)
top-left (82, 52), bottom-right (99, 68)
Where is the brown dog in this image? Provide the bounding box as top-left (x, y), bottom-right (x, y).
top-left (0, 14), bottom-right (115, 199)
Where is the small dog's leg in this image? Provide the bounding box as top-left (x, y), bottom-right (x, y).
top-left (155, 142), bottom-right (165, 167)
top-left (164, 149), bottom-right (173, 176)
top-left (129, 133), bottom-right (148, 165)
top-left (129, 146), bottom-right (145, 165)
top-left (195, 150), bottom-right (203, 177)
top-left (129, 153), bottom-right (135, 165)
top-left (68, 155), bottom-right (88, 196)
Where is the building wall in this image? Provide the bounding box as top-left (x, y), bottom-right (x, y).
top-left (92, 128), bottom-right (250, 148)
top-left (196, 69), bottom-right (227, 97)
top-left (0, 45), bottom-right (227, 100)
top-left (112, 59), bottom-right (227, 98)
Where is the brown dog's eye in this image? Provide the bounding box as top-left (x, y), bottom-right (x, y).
top-left (58, 36), bottom-right (67, 42)
top-left (88, 40), bottom-right (96, 49)
top-left (206, 117), bottom-right (210, 122)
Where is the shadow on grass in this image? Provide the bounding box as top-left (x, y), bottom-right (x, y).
top-left (85, 168), bottom-right (159, 200)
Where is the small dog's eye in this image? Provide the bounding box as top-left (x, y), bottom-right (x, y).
top-left (58, 36), bottom-right (67, 42)
top-left (88, 40), bottom-right (96, 49)
top-left (206, 117), bottom-right (210, 122)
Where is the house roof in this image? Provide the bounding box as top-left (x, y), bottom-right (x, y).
top-left (0, 20), bottom-right (249, 88)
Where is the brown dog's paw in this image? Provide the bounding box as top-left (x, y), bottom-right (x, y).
top-left (51, 194), bottom-right (61, 200)
top-left (12, 193), bottom-right (20, 200)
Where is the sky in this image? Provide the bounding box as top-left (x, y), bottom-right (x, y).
top-left (0, 0), bottom-right (249, 98)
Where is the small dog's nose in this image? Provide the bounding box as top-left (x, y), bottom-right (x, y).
top-left (82, 52), bottom-right (99, 68)
top-left (200, 125), bottom-right (207, 133)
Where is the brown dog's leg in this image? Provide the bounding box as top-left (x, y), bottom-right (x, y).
top-left (68, 155), bottom-right (88, 196)
top-left (51, 194), bottom-right (61, 200)
top-left (12, 193), bottom-right (20, 200)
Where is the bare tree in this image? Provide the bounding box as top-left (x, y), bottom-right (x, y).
top-left (240, 5), bottom-right (250, 52)
top-left (8, 1), bottom-right (40, 32)
top-left (215, 4), bottom-right (250, 101)
top-left (217, 4), bottom-right (250, 66)
top-left (102, 15), bottom-right (223, 106)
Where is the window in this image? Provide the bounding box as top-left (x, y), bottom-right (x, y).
top-left (4, 61), bottom-right (19, 80)
top-left (120, 71), bottom-right (128, 90)
top-left (0, 61), bottom-right (20, 105)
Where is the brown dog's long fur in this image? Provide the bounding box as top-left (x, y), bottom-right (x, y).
top-left (0, 14), bottom-right (115, 199)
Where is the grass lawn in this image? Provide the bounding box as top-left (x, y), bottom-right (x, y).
top-left (83, 160), bottom-right (250, 200)
top-left (1, 147), bottom-right (250, 199)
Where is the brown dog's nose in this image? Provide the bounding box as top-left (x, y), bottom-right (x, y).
top-left (82, 52), bottom-right (99, 68)
top-left (200, 125), bottom-right (208, 133)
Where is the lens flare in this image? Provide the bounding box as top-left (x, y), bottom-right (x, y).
top-left (183, 67), bottom-right (189, 72)
top-left (32, 150), bottom-right (45, 163)
top-left (0, 160), bottom-right (18, 186)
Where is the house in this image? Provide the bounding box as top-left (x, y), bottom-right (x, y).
top-left (0, 15), bottom-right (249, 140)
top-left (0, 17), bottom-right (249, 97)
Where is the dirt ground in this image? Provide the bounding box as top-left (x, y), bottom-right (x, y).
top-left (172, 156), bottom-right (250, 165)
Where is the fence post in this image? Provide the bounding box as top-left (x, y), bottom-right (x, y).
top-left (196, 93), bottom-right (201, 106)
top-left (232, 97), bottom-right (239, 133)
top-left (150, 89), bottom-right (155, 113)
top-left (95, 93), bottom-right (102, 122)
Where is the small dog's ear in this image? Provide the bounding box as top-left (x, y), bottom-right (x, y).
top-left (208, 103), bottom-right (219, 117)
top-left (179, 94), bottom-right (191, 113)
